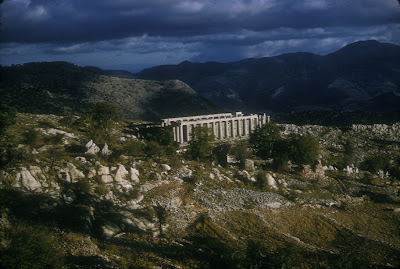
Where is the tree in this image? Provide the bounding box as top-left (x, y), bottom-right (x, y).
top-left (0, 104), bottom-right (17, 136)
top-left (213, 143), bottom-right (231, 167)
top-left (153, 204), bottom-right (168, 237)
top-left (249, 123), bottom-right (281, 159)
top-left (140, 126), bottom-right (174, 146)
top-left (86, 102), bottom-right (120, 143)
top-left (230, 140), bottom-right (252, 169)
top-left (288, 134), bottom-right (320, 165)
top-left (186, 126), bottom-right (215, 161)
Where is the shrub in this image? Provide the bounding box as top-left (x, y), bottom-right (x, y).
top-left (287, 134), bottom-right (320, 165)
top-left (145, 141), bottom-right (165, 160)
top-left (123, 139), bottom-right (145, 157)
top-left (22, 128), bottom-right (42, 148)
top-left (213, 143), bottom-right (231, 167)
top-left (230, 140), bottom-right (252, 169)
top-left (0, 224), bottom-right (65, 269)
top-left (360, 154), bottom-right (391, 174)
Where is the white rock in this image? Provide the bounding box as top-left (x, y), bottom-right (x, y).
top-left (85, 140), bottom-right (100, 155)
top-left (46, 128), bottom-right (77, 139)
top-left (130, 168), bottom-right (140, 183)
top-left (19, 168), bottom-right (41, 190)
top-left (67, 163), bottom-right (85, 181)
top-left (114, 165), bottom-right (129, 185)
top-left (88, 168), bottom-right (97, 178)
top-left (58, 169), bottom-right (71, 182)
top-left (101, 175), bottom-right (114, 183)
top-left (75, 157), bottom-right (87, 164)
top-left (162, 164), bottom-right (171, 171)
top-left (140, 184), bottom-right (156, 192)
top-left (29, 166), bottom-right (42, 178)
top-left (101, 144), bottom-right (113, 156)
top-left (266, 173), bottom-right (278, 189)
top-left (98, 165), bottom-right (110, 175)
top-left (102, 224), bottom-right (120, 238)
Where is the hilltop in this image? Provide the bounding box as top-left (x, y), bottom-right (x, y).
top-left (0, 62), bottom-right (220, 121)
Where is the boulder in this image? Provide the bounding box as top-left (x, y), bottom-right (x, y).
top-left (17, 168), bottom-right (41, 190)
top-left (67, 163), bottom-right (85, 182)
top-left (114, 165), bottom-right (129, 185)
top-left (266, 173), bottom-right (278, 189)
top-left (130, 168), bottom-right (140, 183)
top-left (244, 159), bottom-right (255, 171)
top-left (101, 144), bottom-right (113, 156)
top-left (98, 165), bottom-right (110, 176)
top-left (85, 140), bottom-right (100, 155)
top-left (162, 164), bottom-right (171, 171)
top-left (101, 175), bottom-right (114, 183)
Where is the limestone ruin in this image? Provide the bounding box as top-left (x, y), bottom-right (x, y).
top-left (161, 112), bottom-right (270, 144)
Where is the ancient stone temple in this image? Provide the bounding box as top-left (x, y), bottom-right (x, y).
top-left (161, 112), bottom-right (270, 144)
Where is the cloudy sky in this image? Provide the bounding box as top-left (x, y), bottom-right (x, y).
top-left (1, 0), bottom-right (399, 72)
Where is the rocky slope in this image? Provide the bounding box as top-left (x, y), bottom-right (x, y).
top-left (0, 113), bottom-right (399, 268)
top-left (0, 62), bottom-right (220, 121)
top-left (135, 40), bottom-right (400, 113)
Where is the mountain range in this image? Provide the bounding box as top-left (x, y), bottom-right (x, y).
top-left (135, 40), bottom-right (400, 113)
top-left (1, 40), bottom-right (399, 121)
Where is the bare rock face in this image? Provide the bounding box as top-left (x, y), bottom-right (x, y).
top-left (113, 165), bottom-right (130, 186)
top-left (67, 163), bottom-right (85, 182)
top-left (130, 168), bottom-right (140, 183)
top-left (101, 144), bottom-right (113, 156)
top-left (85, 140), bottom-right (100, 155)
top-left (16, 167), bottom-right (41, 191)
top-left (266, 173), bottom-right (278, 189)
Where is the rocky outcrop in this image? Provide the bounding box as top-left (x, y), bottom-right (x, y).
top-left (85, 140), bottom-right (100, 155)
top-left (15, 167), bottom-right (42, 191)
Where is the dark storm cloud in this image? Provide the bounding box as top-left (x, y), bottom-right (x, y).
top-left (2, 0), bottom-right (399, 43)
top-left (0, 0), bottom-right (399, 71)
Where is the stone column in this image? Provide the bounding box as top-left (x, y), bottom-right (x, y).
top-left (244, 119), bottom-right (248, 135)
top-left (218, 121), bottom-right (222, 139)
top-left (249, 118), bottom-right (253, 133)
top-left (173, 126), bottom-right (177, 142)
top-left (179, 125), bottom-right (183, 143)
top-left (239, 119), bottom-right (243, 136)
top-left (187, 124), bottom-right (192, 142)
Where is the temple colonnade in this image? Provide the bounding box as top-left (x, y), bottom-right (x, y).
top-left (161, 112), bottom-right (270, 144)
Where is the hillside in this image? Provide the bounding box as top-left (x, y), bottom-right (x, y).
top-left (0, 112), bottom-right (399, 268)
top-left (0, 62), bottom-right (220, 121)
top-left (135, 40), bottom-right (400, 113)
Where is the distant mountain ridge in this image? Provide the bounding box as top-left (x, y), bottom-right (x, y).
top-left (135, 40), bottom-right (400, 113)
top-left (0, 62), bottom-right (220, 120)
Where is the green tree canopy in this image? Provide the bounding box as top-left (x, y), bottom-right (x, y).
top-left (287, 134), bottom-right (320, 165)
top-left (0, 104), bottom-right (17, 136)
top-left (249, 123), bottom-right (281, 159)
top-left (86, 102), bottom-right (120, 143)
top-left (186, 126), bottom-right (215, 161)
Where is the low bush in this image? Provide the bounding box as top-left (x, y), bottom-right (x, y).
top-left (0, 224), bottom-right (65, 269)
